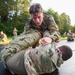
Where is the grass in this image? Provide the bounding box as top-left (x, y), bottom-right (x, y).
top-left (61, 37), bottom-right (75, 40)
top-left (0, 37), bottom-right (12, 45)
top-left (61, 37), bottom-right (67, 40)
top-left (0, 40), bottom-right (10, 44)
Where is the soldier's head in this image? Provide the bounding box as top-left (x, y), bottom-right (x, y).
top-left (0, 31), bottom-right (3, 35)
top-left (29, 3), bottom-right (44, 26)
top-left (58, 45), bottom-right (72, 61)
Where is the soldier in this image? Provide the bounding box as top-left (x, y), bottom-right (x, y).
top-left (1, 3), bottom-right (61, 75)
top-left (13, 28), bottom-right (18, 37)
top-left (67, 30), bottom-right (74, 41)
top-left (12, 27), bottom-right (18, 39)
top-left (1, 43), bottom-right (72, 75)
top-left (63, 32), bottom-right (67, 37)
top-left (0, 31), bottom-right (7, 42)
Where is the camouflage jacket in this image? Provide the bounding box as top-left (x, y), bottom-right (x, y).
top-left (21, 13), bottom-right (60, 42)
top-left (1, 31), bottom-right (41, 61)
top-left (24, 43), bottom-right (63, 75)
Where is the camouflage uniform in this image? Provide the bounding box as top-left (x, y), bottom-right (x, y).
top-left (1, 43), bottom-right (63, 75)
top-left (67, 32), bottom-right (74, 41)
top-left (24, 43), bottom-right (63, 75)
top-left (0, 31), bottom-right (7, 42)
top-left (12, 28), bottom-right (18, 39)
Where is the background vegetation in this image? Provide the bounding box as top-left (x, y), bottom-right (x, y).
top-left (0, 0), bottom-right (75, 37)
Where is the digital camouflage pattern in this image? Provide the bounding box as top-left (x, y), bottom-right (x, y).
top-left (1, 31), bottom-right (41, 61)
top-left (24, 43), bottom-right (63, 75)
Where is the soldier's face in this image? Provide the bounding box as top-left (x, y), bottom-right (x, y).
top-left (31, 12), bottom-right (44, 26)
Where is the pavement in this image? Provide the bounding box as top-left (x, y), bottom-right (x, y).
top-left (0, 40), bottom-right (75, 75)
top-left (0, 44), bottom-right (7, 52)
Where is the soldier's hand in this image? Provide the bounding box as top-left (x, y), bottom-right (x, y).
top-left (39, 37), bottom-right (52, 46)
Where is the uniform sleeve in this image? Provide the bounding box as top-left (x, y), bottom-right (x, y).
top-left (20, 23), bottom-right (32, 35)
top-left (20, 20), bottom-right (38, 35)
top-left (43, 15), bottom-right (60, 42)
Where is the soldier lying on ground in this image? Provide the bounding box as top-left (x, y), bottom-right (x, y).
top-left (1, 42), bottom-right (72, 75)
top-left (0, 31), bottom-right (7, 42)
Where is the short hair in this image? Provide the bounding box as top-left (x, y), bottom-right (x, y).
top-left (59, 45), bottom-right (72, 61)
top-left (29, 3), bottom-right (43, 14)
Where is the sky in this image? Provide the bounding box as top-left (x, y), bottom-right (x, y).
top-left (31, 0), bottom-right (75, 26)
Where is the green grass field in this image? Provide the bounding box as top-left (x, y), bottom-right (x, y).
top-left (0, 37), bottom-right (12, 45)
top-left (61, 37), bottom-right (67, 40)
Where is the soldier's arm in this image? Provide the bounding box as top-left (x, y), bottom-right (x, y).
top-left (44, 15), bottom-right (60, 42)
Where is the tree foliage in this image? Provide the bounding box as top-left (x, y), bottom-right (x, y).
top-left (59, 13), bottom-right (71, 34)
top-left (0, 0), bottom-right (30, 36)
top-left (46, 9), bottom-right (74, 35)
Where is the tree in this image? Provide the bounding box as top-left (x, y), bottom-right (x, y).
top-left (72, 25), bottom-right (75, 33)
top-left (0, 0), bottom-right (31, 35)
top-left (46, 8), bottom-right (55, 16)
top-left (59, 13), bottom-right (71, 35)
top-left (53, 12), bottom-right (60, 26)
